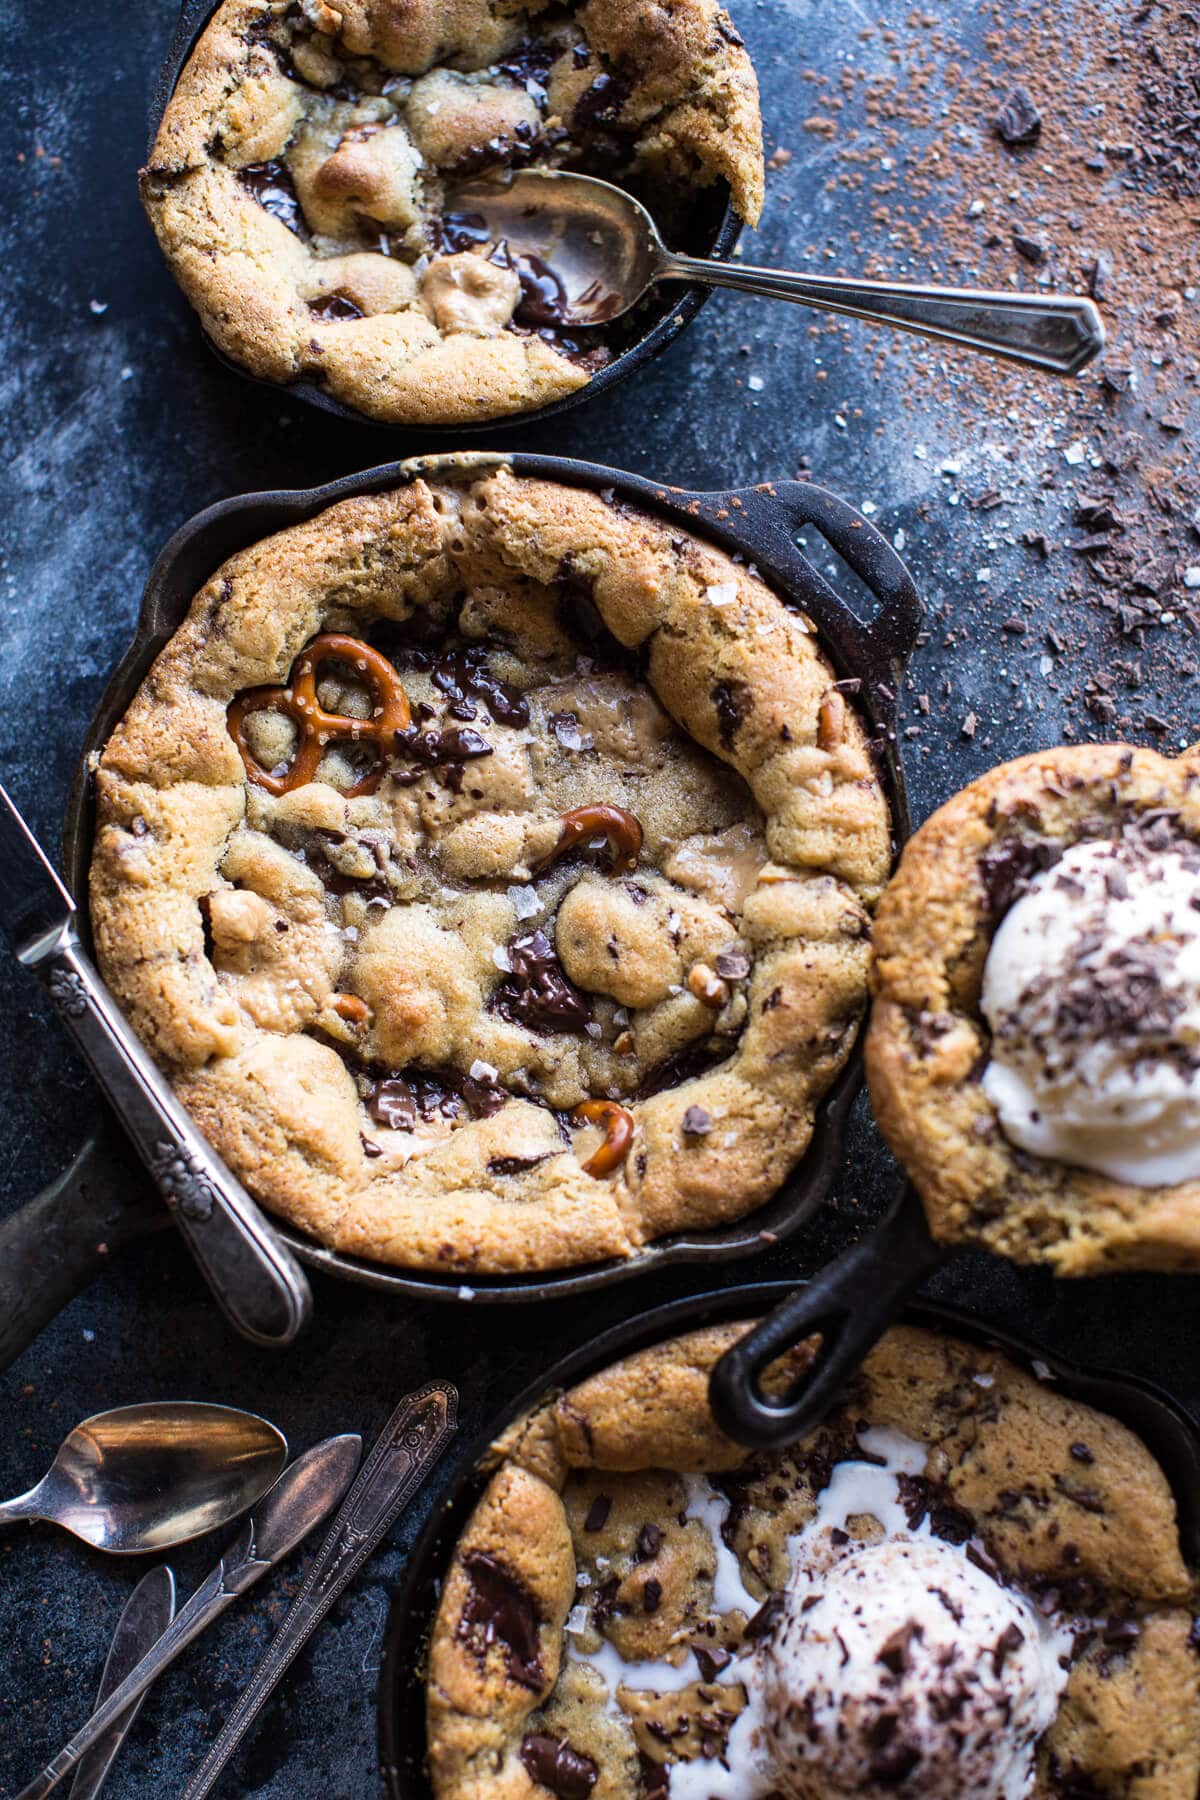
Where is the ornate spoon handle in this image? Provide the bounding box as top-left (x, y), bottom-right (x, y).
top-left (180, 1383), bottom-right (459, 1800)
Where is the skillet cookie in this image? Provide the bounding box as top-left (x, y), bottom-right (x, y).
top-left (425, 1319), bottom-right (1200, 1797)
top-left (90, 470), bottom-right (889, 1275)
top-left (140, 0), bottom-right (764, 424)
top-left (867, 743), bottom-right (1200, 1276)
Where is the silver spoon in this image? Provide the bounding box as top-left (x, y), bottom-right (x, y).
top-left (449, 168), bottom-right (1105, 376)
top-left (0, 1402), bottom-right (287, 1554)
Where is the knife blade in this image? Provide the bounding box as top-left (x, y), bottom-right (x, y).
top-left (0, 783), bottom-right (76, 964)
top-left (15, 1435), bottom-right (362, 1800)
top-left (68, 1566), bottom-right (177, 1800)
top-left (182, 1383), bottom-right (458, 1799)
top-left (0, 783), bottom-right (312, 1350)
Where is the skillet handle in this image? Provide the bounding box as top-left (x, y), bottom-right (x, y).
top-left (708, 1186), bottom-right (945, 1450)
top-left (727, 481), bottom-right (923, 688)
top-left (0, 1132), bottom-right (165, 1373)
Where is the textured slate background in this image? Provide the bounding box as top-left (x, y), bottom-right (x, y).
top-left (1, 0), bottom-right (1198, 1795)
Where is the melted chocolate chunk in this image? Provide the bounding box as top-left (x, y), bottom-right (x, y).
top-left (237, 160), bottom-right (307, 237)
top-left (459, 1551), bottom-right (543, 1689)
top-left (365, 1064), bottom-right (506, 1129)
top-left (638, 1753), bottom-right (670, 1800)
top-left (427, 643), bottom-right (530, 726)
top-left (496, 37), bottom-right (560, 99)
top-left (977, 835), bottom-right (1063, 919)
top-left (491, 927), bottom-right (596, 1035)
top-left (520, 1733), bottom-right (599, 1799)
top-left (393, 722), bottom-right (493, 791)
top-left (637, 1040), bottom-right (735, 1099)
top-left (308, 290), bottom-right (364, 321)
top-left (711, 680), bottom-right (751, 749)
top-left (571, 67), bottom-right (637, 172)
top-left (438, 208), bottom-right (493, 255)
top-left (487, 1152), bottom-right (554, 1175)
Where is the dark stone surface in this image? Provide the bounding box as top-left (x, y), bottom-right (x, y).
top-left (1, 2), bottom-right (1198, 1796)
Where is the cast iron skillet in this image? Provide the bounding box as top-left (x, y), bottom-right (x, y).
top-left (149, 2), bottom-right (742, 438)
top-left (376, 1275), bottom-right (1200, 1797)
top-left (0, 450), bottom-right (919, 1369)
top-left (709, 1180), bottom-right (948, 1449)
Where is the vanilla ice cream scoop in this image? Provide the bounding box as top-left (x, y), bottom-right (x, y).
top-left (981, 837), bottom-right (1200, 1185)
top-left (760, 1537), bottom-right (1066, 1800)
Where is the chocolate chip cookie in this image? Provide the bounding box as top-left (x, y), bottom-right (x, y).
top-left (425, 1319), bottom-right (1199, 1798)
top-left (89, 468), bottom-right (888, 1274)
top-left (141, 0), bottom-right (763, 424)
top-left (867, 743), bottom-right (1200, 1276)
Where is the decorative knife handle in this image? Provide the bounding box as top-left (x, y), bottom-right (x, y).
top-left (179, 1383), bottom-right (459, 1800)
top-left (29, 922), bottom-right (311, 1348)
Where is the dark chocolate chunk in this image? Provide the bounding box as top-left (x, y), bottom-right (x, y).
top-left (992, 1621), bottom-right (1026, 1674)
top-left (308, 290), bottom-right (364, 321)
top-left (490, 927), bottom-right (596, 1036)
top-left (636, 1522), bottom-right (663, 1560)
top-left (237, 160), bottom-right (307, 236)
top-left (459, 1551), bottom-right (543, 1689)
top-left (978, 835), bottom-right (1063, 919)
top-left (584, 1495), bottom-right (612, 1533)
top-left (993, 86), bottom-right (1042, 146)
top-left (487, 1152), bottom-right (554, 1176)
top-left (520, 1732), bottom-right (599, 1799)
top-left (711, 680), bottom-right (751, 749)
top-left (714, 950), bottom-right (751, 980)
top-left (642, 1578), bottom-right (663, 1614)
top-left (681, 1105), bottom-right (712, 1137)
top-left (876, 1619), bottom-right (922, 1676)
top-left (743, 1593), bottom-right (786, 1641)
top-left (693, 1642), bottom-right (732, 1680)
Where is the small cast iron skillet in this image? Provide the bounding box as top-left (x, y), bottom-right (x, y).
top-left (709, 1179), bottom-right (947, 1449)
top-left (376, 1275), bottom-right (1200, 1797)
top-left (0, 451), bottom-right (919, 1369)
top-left (149, 2), bottom-right (742, 438)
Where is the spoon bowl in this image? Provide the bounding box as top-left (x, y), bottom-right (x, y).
top-left (450, 167), bottom-right (1105, 375)
top-left (0, 1402), bottom-right (288, 1554)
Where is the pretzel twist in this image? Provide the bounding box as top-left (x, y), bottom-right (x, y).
top-left (573, 1099), bottom-right (635, 1177)
top-left (227, 633), bottom-right (412, 797)
top-left (538, 803), bottom-right (643, 875)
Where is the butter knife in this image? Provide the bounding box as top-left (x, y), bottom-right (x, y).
top-left (69, 1565), bottom-right (177, 1800)
top-left (181, 1382), bottom-right (458, 1798)
top-left (15, 1434), bottom-right (362, 1800)
top-left (0, 783), bottom-right (311, 1349)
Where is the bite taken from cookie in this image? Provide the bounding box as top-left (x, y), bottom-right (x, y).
top-left (867, 742), bottom-right (1200, 1274)
top-left (89, 471), bottom-right (889, 1276)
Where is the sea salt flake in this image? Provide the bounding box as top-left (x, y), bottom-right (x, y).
top-left (747, 374), bottom-right (764, 391)
top-left (508, 884), bottom-right (539, 919)
top-left (492, 945), bottom-right (513, 972)
top-left (1184, 566), bottom-right (1200, 589)
top-left (469, 1059), bottom-right (498, 1082)
top-left (706, 581), bottom-right (738, 607)
top-left (1063, 440), bottom-right (1087, 466)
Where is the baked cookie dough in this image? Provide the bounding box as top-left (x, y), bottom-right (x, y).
top-left (141, 0), bottom-right (764, 424)
top-left (90, 469), bottom-right (889, 1275)
top-left (426, 1319), bottom-right (1200, 1797)
top-left (867, 743), bottom-right (1200, 1276)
